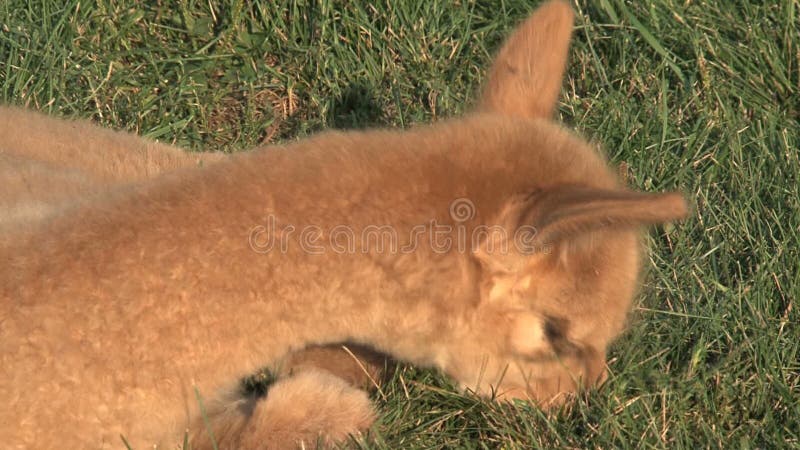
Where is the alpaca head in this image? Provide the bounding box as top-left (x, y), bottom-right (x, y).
top-left (436, 0), bottom-right (688, 404)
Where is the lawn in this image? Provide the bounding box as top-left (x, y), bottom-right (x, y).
top-left (1, 0), bottom-right (798, 448)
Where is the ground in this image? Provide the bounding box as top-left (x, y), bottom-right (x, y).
top-left (1, 0), bottom-right (798, 447)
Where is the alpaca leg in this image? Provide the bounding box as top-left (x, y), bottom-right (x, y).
top-left (275, 343), bottom-right (391, 390)
top-left (189, 370), bottom-right (376, 450)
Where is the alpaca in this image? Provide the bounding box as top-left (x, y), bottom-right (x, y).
top-left (0, 1), bottom-right (688, 448)
top-left (0, 106), bottom-right (389, 447)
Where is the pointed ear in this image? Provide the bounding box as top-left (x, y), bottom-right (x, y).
top-left (506, 186), bottom-right (688, 249)
top-left (521, 186), bottom-right (689, 246)
top-left (479, 0), bottom-right (575, 119)
top-left (477, 185), bottom-right (688, 265)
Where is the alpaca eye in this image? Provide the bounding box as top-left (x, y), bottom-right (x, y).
top-left (543, 316), bottom-right (578, 355)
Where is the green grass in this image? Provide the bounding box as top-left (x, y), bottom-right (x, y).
top-left (2, 0), bottom-right (798, 448)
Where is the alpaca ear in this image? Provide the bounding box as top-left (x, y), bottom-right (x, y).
top-left (479, 0), bottom-right (575, 119)
top-left (476, 186), bottom-right (688, 268)
top-left (519, 186), bottom-right (689, 247)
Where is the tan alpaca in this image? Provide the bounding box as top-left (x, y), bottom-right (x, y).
top-left (0, 106), bottom-right (390, 445)
top-left (0, 2), bottom-right (689, 449)
top-left (0, 109), bottom-right (383, 448)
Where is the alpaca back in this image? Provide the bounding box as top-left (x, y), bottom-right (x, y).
top-left (0, 106), bottom-right (223, 232)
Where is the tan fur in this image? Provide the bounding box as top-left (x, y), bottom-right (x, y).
top-left (0, 107), bottom-right (224, 231)
top-left (188, 370), bottom-right (375, 450)
top-left (0, 106), bottom-right (389, 447)
top-left (479, 0), bottom-right (574, 119)
top-left (0, 2), bottom-right (688, 448)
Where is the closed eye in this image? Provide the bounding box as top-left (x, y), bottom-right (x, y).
top-left (544, 316), bottom-right (580, 356)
